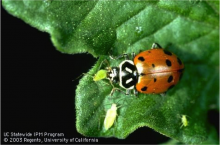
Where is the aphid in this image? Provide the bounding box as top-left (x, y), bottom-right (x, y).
top-left (93, 69), bottom-right (107, 82)
top-left (181, 115), bottom-right (188, 128)
top-left (104, 103), bottom-right (118, 131)
top-left (105, 43), bottom-right (184, 96)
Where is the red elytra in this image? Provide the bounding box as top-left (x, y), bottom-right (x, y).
top-left (133, 48), bottom-right (184, 94)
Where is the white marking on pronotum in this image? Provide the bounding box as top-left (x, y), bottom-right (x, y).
top-left (126, 78), bottom-right (133, 84)
top-left (119, 60), bottom-right (134, 89)
top-left (125, 67), bottom-right (132, 73)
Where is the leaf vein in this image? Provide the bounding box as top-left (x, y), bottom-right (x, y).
top-left (157, 4), bottom-right (218, 28)
top-left (182, 28), bottom-right (217, 45)
top-left (115, 6), bottom-right (147, 29)
top-left (75, 1), bottom-right (99, 31)
top-left (205, 0), bottom-right (219, 15)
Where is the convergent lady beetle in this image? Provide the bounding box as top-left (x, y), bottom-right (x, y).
top-left (106, 43), bottom-right (184, 96)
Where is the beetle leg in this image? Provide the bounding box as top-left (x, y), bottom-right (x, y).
top-left (160, 92), bottom-right (166, 97)
top-left (132, 52), bottom-right (136, 59)
top-left (126, 89), bottom-right (130, 95)
top-left (133, 89), bottom-right (138, 97)
top-left (151, 43), bottom-right (162, 49)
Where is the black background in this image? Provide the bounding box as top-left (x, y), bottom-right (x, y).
top-left (1, 5), bottom-right (218, 144)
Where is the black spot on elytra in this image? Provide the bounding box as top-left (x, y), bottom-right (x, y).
top-left (177, 57), bottom-right (182, 65)
top-left (138, 56), bottom-right (145, 61)
top-left (148, 51), bottom-right (151, 53)
top-left (168, 85), bottom-right (175, 90)
top-left (163, 50), bottom-right (172, 56)
top-left (168, 75), bottom-right (173, 83)
top-left (152, 64), bottom-right (155, 68)
top-left (166, 59), bottom-right (172, 67)
top-left (141, 86), bottom-right (147, 91)
top-left (154, 78), bottom-right (157, 82)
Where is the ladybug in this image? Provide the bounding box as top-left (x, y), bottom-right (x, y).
top-left (106, 43), bottom-right (184, 96)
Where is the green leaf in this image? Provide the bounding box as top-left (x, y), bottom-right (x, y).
top-left (3, 0), bottom-right (219, 144)
top-left (75, 1), bottom-right (219, 144)
top-left (161, 126), bottom-right (219, 144)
